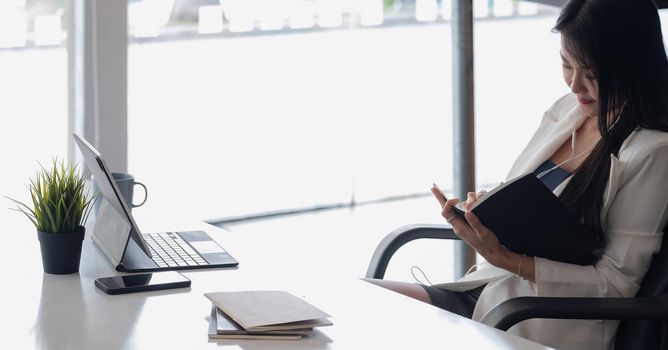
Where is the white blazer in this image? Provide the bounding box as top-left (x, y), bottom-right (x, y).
top-left (439, 93), bottom-right (668, 350)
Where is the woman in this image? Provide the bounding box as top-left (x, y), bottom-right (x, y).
top-left (366, 0), bottom-right (668, 349)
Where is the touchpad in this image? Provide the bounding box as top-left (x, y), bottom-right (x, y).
top-left (190, 240), bottom-right (226, 254)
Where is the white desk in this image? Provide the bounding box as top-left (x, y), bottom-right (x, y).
top-left (0, 211), bottom-right (552, 349)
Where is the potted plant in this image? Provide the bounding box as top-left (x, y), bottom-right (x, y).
top-left (6, 159), bottom-right (95, 274)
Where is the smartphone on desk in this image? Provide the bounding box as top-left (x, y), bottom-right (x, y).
top-left (95, 271), bottom-right (191, 295)
top-left (432, 182), bottom-right (466, 219)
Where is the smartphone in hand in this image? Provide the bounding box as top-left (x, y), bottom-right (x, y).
top-left (432, 182), bottom-right (449, 201)
top-left (432, 182), bottom-right (466, 219)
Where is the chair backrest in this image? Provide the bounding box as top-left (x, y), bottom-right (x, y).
top-left (615, 225), bottom-right (668, 350)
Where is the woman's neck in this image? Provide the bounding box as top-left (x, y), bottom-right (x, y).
top-left (581, 114), bottom-right (601, 134)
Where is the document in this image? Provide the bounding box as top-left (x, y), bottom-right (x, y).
top-left (207, 305), bottom-right (309, 340)
top-left (204, 290), bottom-right (332, 332)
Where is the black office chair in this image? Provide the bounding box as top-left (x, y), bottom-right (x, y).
top-left (366, 223), bottom-right (668, 350)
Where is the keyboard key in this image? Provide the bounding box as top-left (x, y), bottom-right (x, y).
top-left (182, 247), bottom-right (197, 254)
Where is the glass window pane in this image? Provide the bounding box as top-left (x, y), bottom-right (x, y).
top-left (474, 4), bottom-right (563, 188)
top-left (1, 0), bottom-right (68, 213)
top-left (127, 0), bottom-right (454, 221)
top-left (126, 0), bottom-right (565, 221)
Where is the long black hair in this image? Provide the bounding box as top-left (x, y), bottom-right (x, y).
top-left (554, 0), bottom-right (668, 245)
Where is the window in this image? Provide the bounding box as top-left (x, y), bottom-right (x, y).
top-left (474, 8), bottom-right (564, 188)
top-left (1, 0), bottom-right (68, 205)
top-left (125, 0), bottom-right (561, 222)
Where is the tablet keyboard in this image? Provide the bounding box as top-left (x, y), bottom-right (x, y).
top-left (143, 232), bottom-right (209, 268)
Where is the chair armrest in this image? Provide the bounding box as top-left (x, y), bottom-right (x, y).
top-left (482, 294), bottom-right (668, 331)
top-left (365, 224), bottom-right (459, 279)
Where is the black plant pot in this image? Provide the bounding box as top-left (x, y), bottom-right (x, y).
top-left (37, 226), bottom-right (85, 275)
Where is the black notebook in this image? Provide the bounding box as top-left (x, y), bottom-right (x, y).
top-left (456, 174), bottom-right (601, 265)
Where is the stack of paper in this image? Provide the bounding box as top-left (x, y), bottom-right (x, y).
top-left (205, 290), bottom-right (332, 340)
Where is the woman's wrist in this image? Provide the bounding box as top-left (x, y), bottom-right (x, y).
top-left (492, 249), bottom-right (529, 278)
top-left (498, 250), bottom-right (535, 282)
top-left (488, 247), bottom-right (515, 270)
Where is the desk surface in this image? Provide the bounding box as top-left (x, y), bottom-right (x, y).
top-left (0, 209), bottom-right (551, 350)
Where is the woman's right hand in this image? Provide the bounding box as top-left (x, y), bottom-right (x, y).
top-left (461, 190), bottom-right (487, 210)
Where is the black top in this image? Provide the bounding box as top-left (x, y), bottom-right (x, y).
top-left (534, 160), bottom-right (572, 191)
